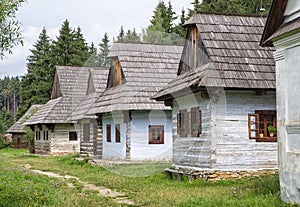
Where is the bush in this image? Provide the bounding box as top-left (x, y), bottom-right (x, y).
top-left (0, 136), bottom-right (12, 149)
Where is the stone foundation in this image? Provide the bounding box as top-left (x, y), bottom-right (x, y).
top-left (169, 166), bottom-right (278, 181)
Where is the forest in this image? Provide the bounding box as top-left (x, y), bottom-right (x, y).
top-left (0, 0), bottom-right (272, 134)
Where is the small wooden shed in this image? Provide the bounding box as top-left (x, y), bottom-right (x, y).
top-left (261, 0), bottom-right (300, 204)
top-left (154, 13), bottom-right (277, 171)
top-left (7, 105), bottom-right (42, 149)
top-left (67, 67), bottom-right (109, 158)
top-left (24, 66), bottom-right (99, 154)
top-left (89, 43), bottom-right (182, 161)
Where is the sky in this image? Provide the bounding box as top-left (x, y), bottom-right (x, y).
top-left (0, 0), bottom-right (192, 78)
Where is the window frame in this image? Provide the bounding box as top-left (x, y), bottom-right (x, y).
top-left (35, 131), bottom-right (40, 140)
top-left (69, 132), bottom-right (78, 141)
top-left (106, 124), bottom-right (111, 142)
top-left (43, 131), bottom-right (49, 141)
top-left (149, 125), bottom-right (164, 144)
top-left (248, 110), bottom-right (277, 142)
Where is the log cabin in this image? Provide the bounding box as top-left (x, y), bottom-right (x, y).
top-left (7, 104), bottom-right (42, 149)
top-left (153, 13), bottom-right (278, 171)
top-left (261, 0), bottom-right (300, 204)
top-left (89, 43), bottom-right (182, 161)
top-left (24, 66), bottom-right (102, 154)
top-left (67, 67), bottom-right (109, 158)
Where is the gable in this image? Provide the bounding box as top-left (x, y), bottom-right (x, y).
top-left (51, 72), bottom-right (62, 99)
top-left (86, 69), bottom-right (95, 95)
top-left (106, 58), bottom-right (126, 88)
top-left (178, 26), bottom-right (209, 75)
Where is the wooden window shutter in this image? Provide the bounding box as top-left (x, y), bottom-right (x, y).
top-left (83, 124), bottom-right (90, 142)
top-left (248, 114), bottom-right (259, 139)
top-left (177, 113), bottom-right (181, 135)
top-left (183, 110), bottom-right (189, 137)
top-left (191, 107), bottom-right (201, 137)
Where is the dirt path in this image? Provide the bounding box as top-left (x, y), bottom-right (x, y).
top-left (23, 164), bottom-right (135, 205)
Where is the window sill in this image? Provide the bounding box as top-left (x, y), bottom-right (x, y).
top-left (256, 137), bottom-right (277, 142)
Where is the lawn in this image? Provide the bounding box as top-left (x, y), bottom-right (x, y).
top-left (0, 148), bottom-right (297, 207)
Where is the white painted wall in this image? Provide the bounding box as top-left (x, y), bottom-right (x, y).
top-left (284, 0), bottom-right (300, 23)
top-left (273, 31), bottom-right (300, 205)
top-left (102, 112), bottom-right (126, 159)
top-left (130, 110), bottom-right (172, 161)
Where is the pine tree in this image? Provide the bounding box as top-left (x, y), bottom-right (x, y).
top-left (117, 26), bottom-right (125, 43)
top-left (52, 19), bottom-right (74, 66)
top-left (71, 27), bottom-right (90, 66)
top-left (174, 9), bottom-right (188, 38)
top-left (166, 1), bottom-right (177, 33)
top-left (84, 42), bottom-right (100, 67)
top-left (198, 0), bottom-right (272, 15)
top-left (18, 28), bottom-right (53, 117)
top-left (99, 33), bottom-right (110, 67)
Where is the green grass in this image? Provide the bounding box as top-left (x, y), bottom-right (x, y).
top-left (0, 148), bottom-right (298, 207)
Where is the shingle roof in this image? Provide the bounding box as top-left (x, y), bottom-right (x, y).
top-left (7, 105), bottom-right (42, 133)
top-left (154, 13), bottom-right (276, 100)
top-left (90, 43), bottom-right (183, 114)
top-left (24, 66), bottom-right (105, 125)
top-left (67, 67), bottom-right (109, 121)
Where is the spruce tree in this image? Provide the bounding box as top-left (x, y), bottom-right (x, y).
top-left (18, 28), bottom-right (53, 117)
top-left (174, 9), bottom-right (188, 38)
top-left (99, 33), bottom-right (110, 67)
top-left (71, 27), bottom-right (90, 66)
top-left (52, 19), bottom-right (74, 66)
top-left (84, 42), bottom-right (100, 67)
top-left (117, 26), bottom-right (125, 43)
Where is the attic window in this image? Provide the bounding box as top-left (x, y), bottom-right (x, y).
top-left (248, 110), bottom-right (277, 142)
top-left (69, 132), bottom-right (78, 141)
top-left (114, 59), bottom-right (122, 86)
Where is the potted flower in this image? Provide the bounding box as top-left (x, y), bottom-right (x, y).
top-left (267, 126), bottom-right (276, 137)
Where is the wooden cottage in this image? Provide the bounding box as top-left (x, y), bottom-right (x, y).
top-left (89, 43), bottom-right (182, 161)
top-left (261, 0), bottom-right (300, 204)
top-left (153, 13), bottom-right (277, 171)
top-left (24, 66), bottom-right (99, 154)
top-left (67, 67), bottom-right (109, 158)
top-left (7, 104), bottom-right (42, 149)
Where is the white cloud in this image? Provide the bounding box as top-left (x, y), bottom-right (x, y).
top-left (1, 0), bottom-right (192, 78)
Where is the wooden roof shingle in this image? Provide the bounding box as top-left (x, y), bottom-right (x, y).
top-left (91, 43), bottom-right (183, 114)
top-left (24, 66), bottom-right (108, 125)
top-left (154, 13), bottom-right (276, 100)
top-left (7, 105), bottom-right (43, 133)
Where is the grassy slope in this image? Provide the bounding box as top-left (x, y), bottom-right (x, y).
top-left (0, 148), bottom-right (297, 207)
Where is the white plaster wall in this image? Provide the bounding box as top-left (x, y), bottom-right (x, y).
top-left (284, 0), bottom-right (300, 23)
top-left (102, 112), bottom-right (126, 159)
top-left (130, 110), bottom-right (172, 161)
top-left (274, 33), bottom-right (300, 205)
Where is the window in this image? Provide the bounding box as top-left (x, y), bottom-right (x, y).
top-left (83, 124), bottom-right (90, 142)
top-left (43, 131), bottom-right (49, 140)
top-left (177, 108), bottom-right (202, 138)
top-left (149, 125), bottom-right (164, 144)
top-left (115, 124), bottom-right (120, 143)
top-left (248, 110), bottom-right (277, 142)
top-left (69, 132), bottom-right (78, 141)
top-left (106, 124), bottom-right (111, 142)
top-left (35, 131), bottom-right (40, 140)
